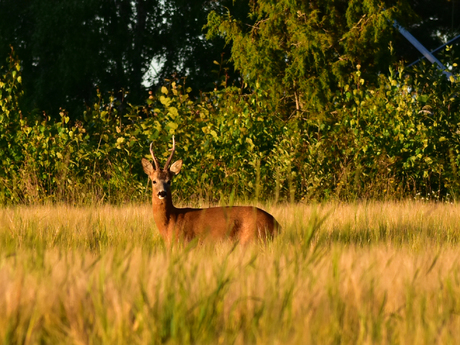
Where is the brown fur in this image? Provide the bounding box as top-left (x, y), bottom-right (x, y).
top-left (142, 154), bottom-right (280, 245)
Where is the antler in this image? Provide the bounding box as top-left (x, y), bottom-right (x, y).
top-left (149, 142), bottom-right (160, 171)
top-left (163, 135), bottom-right (175, 170)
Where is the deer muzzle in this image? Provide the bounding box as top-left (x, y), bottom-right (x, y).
top-left (157, 190), bottom-right (167, 199)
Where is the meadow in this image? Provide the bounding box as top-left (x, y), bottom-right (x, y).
top-left (1, 201), bottom-right (460, 344)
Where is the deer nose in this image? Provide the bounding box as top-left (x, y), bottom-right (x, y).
top-left (158, 190), bottom-right (167, 199)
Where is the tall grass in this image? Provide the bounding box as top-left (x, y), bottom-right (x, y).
top-left (1, 201), bottom-right (460, 344)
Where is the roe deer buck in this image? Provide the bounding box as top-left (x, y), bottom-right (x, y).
top-left (142, 137), bottom-right (280, 244)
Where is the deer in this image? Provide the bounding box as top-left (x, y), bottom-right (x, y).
top-left (141, 136), bottom-right (280, 245)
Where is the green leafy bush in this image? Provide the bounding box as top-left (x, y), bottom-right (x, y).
top-left (1, 50), bottom-right (460, 204)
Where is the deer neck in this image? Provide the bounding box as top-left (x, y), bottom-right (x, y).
top-left (151, 196), bottom-right (176, 231)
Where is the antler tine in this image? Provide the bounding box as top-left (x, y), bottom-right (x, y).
top-left (149, 142), bottom-right (160, 171)
top-left (163, 135), bottom-right (176, 171)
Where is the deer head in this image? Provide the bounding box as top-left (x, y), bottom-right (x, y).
top-left (142, 136), bottom-right (182, 201)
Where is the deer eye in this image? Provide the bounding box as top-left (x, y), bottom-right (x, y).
top-left (153, 180), bottom-right (157, 184)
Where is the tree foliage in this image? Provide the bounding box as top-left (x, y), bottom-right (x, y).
top-left (0, 0), bottom-right (458, 117)
top-left (207, 0), bottom-right (414, 118)
top-left (0, 0), bottom-right (166, 115)
top-left (1, 50), bottom-right (460, 204)
top-left (0, 0), bottom-right (251, 116)
top-left (1, 1), bottom-right (460, 204)
top-left (151, 0), bottom-right (251, 93)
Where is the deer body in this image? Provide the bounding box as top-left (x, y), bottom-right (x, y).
top-left (143, 137), bottom-right (280, 244)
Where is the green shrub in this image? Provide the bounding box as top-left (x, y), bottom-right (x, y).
top-left (1, 49), bottom-right (460, 204)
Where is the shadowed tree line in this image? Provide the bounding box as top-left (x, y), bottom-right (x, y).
top-left (0, 0), bottom-right (248, 116)
top-left (0, 0), bottom-right (459, 118)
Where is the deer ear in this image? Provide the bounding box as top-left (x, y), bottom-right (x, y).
top-left (169, 160), bottom-right (182, 175)
top-left (142, 158), bottom-right (155, 175)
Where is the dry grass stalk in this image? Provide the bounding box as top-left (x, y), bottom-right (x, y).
top-left (0, 201), bottom-right (459, 344)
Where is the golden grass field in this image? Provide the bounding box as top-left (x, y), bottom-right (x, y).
top-left (1, 201), bottom-right (460, 344)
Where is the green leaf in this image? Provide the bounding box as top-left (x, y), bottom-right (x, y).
top-left (168, 107), bottom-right (179, 118)
top-left (166, 122), bottom-right (178, 130)
top-left (160, 96), bottom-right (170, 106)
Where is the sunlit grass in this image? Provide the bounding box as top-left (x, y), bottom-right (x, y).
top-left (1, 201), bottom-right (460, 344)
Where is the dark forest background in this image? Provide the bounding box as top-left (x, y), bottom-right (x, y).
top-left (1, 0), bottom-right (458, 117)
top-left (1, 0), bottom-right (460, 204)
